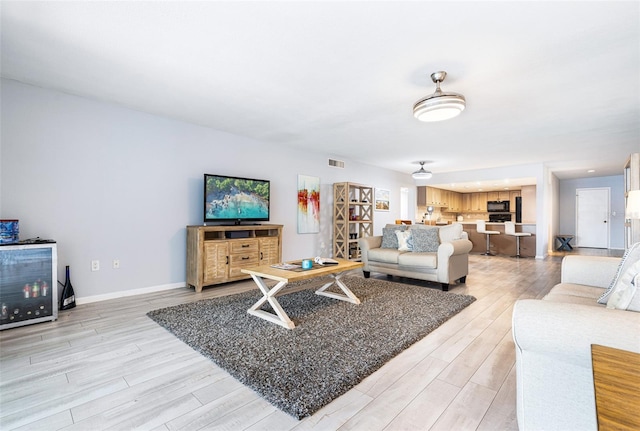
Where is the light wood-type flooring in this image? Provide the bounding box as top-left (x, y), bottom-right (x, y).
top-left (0, 248), bottom-right (622, 430)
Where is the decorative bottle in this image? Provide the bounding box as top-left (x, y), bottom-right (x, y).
top-left (59, 265), bottom-right (76, 310)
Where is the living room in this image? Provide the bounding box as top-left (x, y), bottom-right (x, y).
top-left (1, 1), bottom-right (639, 430)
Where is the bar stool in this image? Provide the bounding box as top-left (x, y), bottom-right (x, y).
top-left (477, 220), bottom-right (499, 256)
top-left (505, 221), bottom-right (531, 258)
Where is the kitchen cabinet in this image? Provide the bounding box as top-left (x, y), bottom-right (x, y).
top-left (417, 186), bottom-right (448, 207)
top-left (487, 191), bottom-right (511, 201)
top-left (462, 193), bottom-right (473, 211)
top-left (447, 191), bottom-right (461, 212)
top-left (471, 192), bottom-right (488, 212)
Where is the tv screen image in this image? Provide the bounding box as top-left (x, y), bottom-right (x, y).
top-left (204, 174), bottom-right (270, 223)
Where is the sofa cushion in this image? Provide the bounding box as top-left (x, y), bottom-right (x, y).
top-left (381, 225), bottom-right (407, 249)
top-left (547, 283), bottom-right (604, 300)
top-left (439, 223), bottom-right (464, 242)
top-left (395, 230), bottom-right (413, 252)
top-left (368, 247), bottom-right (403, 264)
top-left (544, 292), bottom-right (606, 307)
top-left (598, 242), bottom-right (640, 304)
top-left (411, 227), bottom-right (440, 252)
top-left (398, 251), bottom-right (437, 268)
top-left (544, 283), bottom-right (606, 307)
top-left (606, 260), bottom-right (640, 311)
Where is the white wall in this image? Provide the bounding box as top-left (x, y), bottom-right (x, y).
top-left (559, 175), bottom-right (625, 250)
top-left (1, 79), bottom-right (414, 302)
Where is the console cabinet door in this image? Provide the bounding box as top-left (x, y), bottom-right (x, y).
top-left (259, 237), bottom-right (280, 265)
top-left (203, 242), bottom-right (229, 284)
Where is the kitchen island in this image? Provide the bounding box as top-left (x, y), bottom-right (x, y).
top-left (461, 222), bottom-right (536, 257)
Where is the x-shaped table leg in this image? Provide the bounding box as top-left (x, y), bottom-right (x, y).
top-left (247, 275), bottom-right (295, 329)
top-left (315, 272), bottom-right (361, 304)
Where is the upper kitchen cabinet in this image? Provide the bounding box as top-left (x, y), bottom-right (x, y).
top-left (417, 186), bottom-right (448, 207)
top-left (487, 191), bottom-right (511, 201)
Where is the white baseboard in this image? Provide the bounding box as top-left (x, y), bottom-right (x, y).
top-left (76, 282), bottom-right (186, 305)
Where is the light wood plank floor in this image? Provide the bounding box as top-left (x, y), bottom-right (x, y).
top-left (0, 249), bottom-right (621, 430)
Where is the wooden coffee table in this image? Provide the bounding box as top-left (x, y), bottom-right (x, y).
top-left (591, 344), bottom-right (640, 430)
top-left (241, 258), bottom-right (363, 329)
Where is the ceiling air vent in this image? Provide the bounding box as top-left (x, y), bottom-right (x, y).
top-left (328, 159), bottom-right (345, 168)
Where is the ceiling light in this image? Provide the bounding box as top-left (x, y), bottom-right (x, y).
top-left (413, 71), bottom-right (466, 122)
top-left (412, 162), bottom-right (433, 180)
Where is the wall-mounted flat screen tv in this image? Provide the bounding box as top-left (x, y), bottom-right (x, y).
top-left (204, 174), bottom-right (270, 224)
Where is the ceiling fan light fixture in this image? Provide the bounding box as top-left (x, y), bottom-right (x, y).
top-left (413, 71), bottom-right (466, 122)
top-left (412, 162), bottom-right (433, 180)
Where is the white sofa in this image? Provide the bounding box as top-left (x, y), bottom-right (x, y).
top-left (512, 252), bottom-right (640, 431)
top-left (358, 223), bottom-right (473, 291)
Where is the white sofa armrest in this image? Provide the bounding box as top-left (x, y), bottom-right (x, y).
top-left (358, 236), bottom-right (381, 266)
top-left (513, 299), bottom-right (640, 430)
top-left (560, 255), bottom-right (620, 288)
top-left (438, 238), bottom-right (473, 258)
top-left (513, 299), bottom-right (640, 367)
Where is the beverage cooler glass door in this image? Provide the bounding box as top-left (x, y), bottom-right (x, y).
top-left (0, 243), bottom-right (58, 330)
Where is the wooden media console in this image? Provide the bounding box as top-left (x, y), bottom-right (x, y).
top-left (186, 224), bottom-right (283, 292)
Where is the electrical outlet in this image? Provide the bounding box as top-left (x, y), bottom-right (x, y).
top-left (113, 259), bottom-right (120, 269)
top-left (91, 260), bottom-right (100, 271)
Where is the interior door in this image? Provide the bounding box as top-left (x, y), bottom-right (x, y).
top-left (576, 188), bottom-right (610, 248)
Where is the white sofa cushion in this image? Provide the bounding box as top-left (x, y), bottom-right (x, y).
top-left (438, 223), bottom-right (464, 242)
top-left (598, 241), bottom-right (640, 304)
top-left (545, 283), bottom-right (604, 300)
top-left (368, 247), bottom-right (402, 264)
top-left (606, 260), bottom-right (640, 311)
top-left (398, 251), bottom-right (437, 268)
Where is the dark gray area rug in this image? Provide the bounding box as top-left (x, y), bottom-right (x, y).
top-left (146, 276), bottom-right (475, 419)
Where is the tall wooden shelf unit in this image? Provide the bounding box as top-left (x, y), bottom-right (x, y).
top-left (186, 224), bottom-right (283, 292)
top-left (333, 182), bottom-right (373, 260)
top-left (624, 153), bottom-right (639, 249)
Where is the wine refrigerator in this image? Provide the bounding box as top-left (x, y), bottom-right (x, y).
top-left (0, 243), bottom-right (58, 330)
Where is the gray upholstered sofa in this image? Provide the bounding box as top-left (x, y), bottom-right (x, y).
top-left (512, 249), bottom-right (640, 431)
top-left (358, 223), bottom-right (472, 291)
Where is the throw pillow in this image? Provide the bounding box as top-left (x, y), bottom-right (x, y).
top-left (598, 242), bottom-right (640, 304)
top-left (395, 230), bottom-right (413, 252)
top-left (411, 227), bottom-right (440, 252)
top-left (439, 223), bottom-right (464, 243)
top-left (606, 260), bottom-right (640, 311)
top-left (381, 225), bottom-right (406, 249)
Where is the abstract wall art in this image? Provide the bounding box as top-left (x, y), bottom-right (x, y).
top-left (297, 175), bottom-right (320, 233)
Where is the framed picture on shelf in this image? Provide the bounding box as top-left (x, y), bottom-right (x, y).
top-left (375, 188), bottom-right (389, 211)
